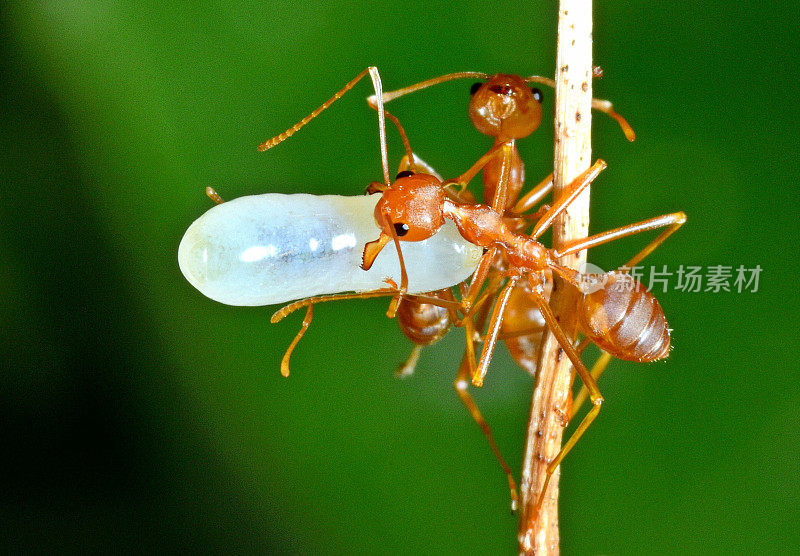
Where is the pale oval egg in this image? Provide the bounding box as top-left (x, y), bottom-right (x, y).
top-left (178, 193), bottom-right (482, 306)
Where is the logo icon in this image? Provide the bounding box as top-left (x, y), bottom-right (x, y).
top-left (576, 262), bottom-right (608, 294)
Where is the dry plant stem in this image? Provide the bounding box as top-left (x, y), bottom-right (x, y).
top-left (518, 0), bottom-right (594, 554)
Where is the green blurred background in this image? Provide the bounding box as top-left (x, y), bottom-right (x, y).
top-left (2, 1), bottom-right (798, 553)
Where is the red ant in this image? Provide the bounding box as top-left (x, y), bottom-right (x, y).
top-left (259, 67), bottom-right (680, 512)
top-left (358, 153), bottom-right (685, 512)
top-left (363, 71), bottom-right (636, 506)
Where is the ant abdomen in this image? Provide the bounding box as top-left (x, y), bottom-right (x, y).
top-left (396, 293), bottom-right (451, 346)
top-left (578, 273), bottom-right (671, 363)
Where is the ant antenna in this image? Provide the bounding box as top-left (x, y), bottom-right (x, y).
top-left (258, 67), bottom-right (392, 186)
top-left (370, 71), bottom-right (636, 142)
top-left (524, 74), bottom-right (635, 141)
top-left (367, 72), bottom-right (490, 105)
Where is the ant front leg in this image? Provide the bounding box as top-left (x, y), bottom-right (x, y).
top-left (271, 288), bottom-right (462, 377)
top-left (279, 305), bottom-right (313, 377)
top-left (530, 160), bottom-right (607, 240)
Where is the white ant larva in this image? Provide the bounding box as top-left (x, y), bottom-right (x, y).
top-left (178, 191), bottom-right (481, 306)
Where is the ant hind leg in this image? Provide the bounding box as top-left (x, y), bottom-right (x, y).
top-left (453, 353), bottom-right (519, 512)
top-left (395, 344), bottom-right (423, 378)
top-left (528, 288), bottom-right (604, 516)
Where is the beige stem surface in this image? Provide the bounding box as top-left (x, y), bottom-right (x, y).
top-left (518, 0), bottom-right (594, 553)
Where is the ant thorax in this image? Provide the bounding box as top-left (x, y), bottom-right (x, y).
top-left (441, 201), bottom-right (550, 273)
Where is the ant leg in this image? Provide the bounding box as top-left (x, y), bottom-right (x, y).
top-left (486, 141), bottom-right (516, 212)
top-left (460, 274), bottom-right (504, 323)
top-left (271, 289), bottom-right (397, 323)
top-left (385, 213), bottom-right (411, 319)
top-left (453, 352), bottom-right (519, 511)
top-left (396, 344), bottom-right (423, 378)
top-left (462, 312), bottom-right (480, 379)
top-left (458, 143), bottom-right (514, 311)
top-left (529, 288), bottom-right (604, 514)
top-left (272, 290), bottom-right (399, 376)
top-left (447, 272), bottom-right (502, 377)
top-left (259, 67), bottom-right (392, 186)
top-left (570, 351), bottom-right (613, 419)
top-left (621, 215), bottom-right (687, 270)
top-left (272, 290), bottom-right (461, 324)
top-left (459, 248), bottom-right (499, 312)
top-left (459, 274), bottom-right (503, 378)
top-left (272, 287), bottom-right (464, 377)
top-left (472, 277), bottom-right (519, 387)
top-left (273, 289), bottom-right (458, 376)
top-left (575, 337), bottom-right (592, 354)
top-left (553, 212), bottom-right (687, 263)
top-left (530, 160), bottom-right (607, 239)
top-left (206, 187), bottom-right (224, 204)
top-left (504, 204), bottom-right (553, 236)
top-left (279, 305), bottom-right (313, 377)
top-left (444, 142), bottom-right (511, 194)
top-left (511, 173), bottom-right (553, 215)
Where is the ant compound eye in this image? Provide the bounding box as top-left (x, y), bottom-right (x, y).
top-left (470, 82), bottom-right (483, 96)
top-left (393, 222), bottom-right (410, 237)
top-left (531, 87), bottom-right (543, 103)
top-left (395, 170), bottom-right (414, 179)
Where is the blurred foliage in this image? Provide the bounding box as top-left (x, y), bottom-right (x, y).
top-left (2, 0), bottom-right (799, 553)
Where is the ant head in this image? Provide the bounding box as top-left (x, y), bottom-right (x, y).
top-left (361, 172), bottom-right (446, 270)
top-left (468, 74), bottom-right (542, 140)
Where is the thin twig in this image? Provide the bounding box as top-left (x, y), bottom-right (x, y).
top-left (518, 0), bottom-right (594, 553)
